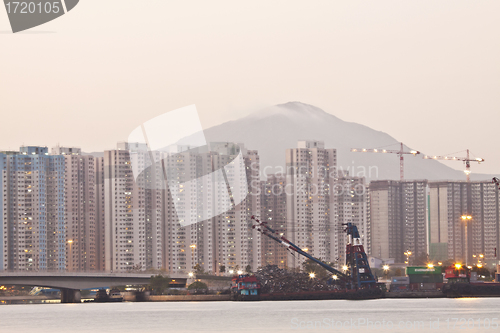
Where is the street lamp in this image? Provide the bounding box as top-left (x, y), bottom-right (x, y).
top-left (461, 215), bottom-right (472, 266)
top-left (309, 273), bottom-right (315, 279)
top-left (383, 265), bottom-right (390, 279)
top-left (332, 275), bottom-right (338, 280)
top-left (190, 244), bottom-right (196, 270)
top-left (188, 272), bottom-right (194, 278)
top-left (404, 251), bottom-right (412, 265)
top-left (67, 240), bottom-right (73, 272)
top-left (342, 265), bottom-right (348, 271)
top-left (229, 270), bottom-right (234, 275)
top-left (427, 263), bottom-right (434, 268)
top-left (237, 270), bottom-right (243, 275)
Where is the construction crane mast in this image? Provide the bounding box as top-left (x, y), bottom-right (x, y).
top-left (423, 149), bottom-right (484, 182)
top-left (351, 142), bottom-right (420, 180)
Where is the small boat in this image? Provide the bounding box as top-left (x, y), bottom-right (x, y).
top-left (231, 274), bottom-right (261, 301)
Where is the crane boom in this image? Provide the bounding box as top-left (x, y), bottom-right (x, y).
top-left (251, 216), bottom-right (348, 281)
top-left (351, 142), bottom-right (420, 180)
top-left (423, 149), bottom-right (484, 182)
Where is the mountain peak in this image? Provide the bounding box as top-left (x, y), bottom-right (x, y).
top-left (200, 102), bottom-right (496, 181)
top-left (276, 101), bottom-right (321, 110)
top-left (247, 101), bottom-right (340, 122)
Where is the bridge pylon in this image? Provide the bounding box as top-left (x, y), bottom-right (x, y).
top-left (61, 288), bottom-right (81, 303)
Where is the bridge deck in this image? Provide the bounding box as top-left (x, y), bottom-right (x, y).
top-left (0, 272), bottom-right (187, 290)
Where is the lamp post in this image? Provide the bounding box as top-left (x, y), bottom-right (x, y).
top-left (404, 251), bottom-right (412, 265)
top-left (461, 215), bottom-right (472, 266)
top-left (383, 265), bottom-right (390, 279)
top-left (67, 240), bottom-right (73, 272)
top-left (190, 244), bottom-right (196, 271)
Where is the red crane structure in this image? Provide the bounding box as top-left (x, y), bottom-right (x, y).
top-left (350, 142), bottom-right (420, 181)
top-left (492, 177), bottom-right (500, 190)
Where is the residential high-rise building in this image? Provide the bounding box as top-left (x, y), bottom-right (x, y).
top-left (94, 156), bottom-right (106, 271)
top-left (125, 143), bottom-right (164, 271)
top-left (103, 148), bottom-right (134, 272)
top-left (260, 173), bottom-right (287, 268)
top-left (429, 181), bottom-right (500, 264)
top-left (365, 185), bottom-right (372, 256)
top-left (2, 147), bottom-right (66, 271)
top-left (369, 180), bottom-right (428, 263)
top-left (163, 143), bottom-right (261, 274)
top-left (52, 147), bottom-right (97, 272)
top-left (162, 146), bottom-right (217, 274)
top-left (285, 140), bottom-right (337, 269)
top-left (470, 182), bottom-right (499, 263)
top-left (1, 153), bottom-right (7, 270)
top-left (239, 148), bottom-right (261, 273)
top-left (103, 143), bottom-right (164, 272)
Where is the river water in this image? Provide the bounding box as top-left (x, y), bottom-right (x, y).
top-left (1, 298), bottom-right (499, 333)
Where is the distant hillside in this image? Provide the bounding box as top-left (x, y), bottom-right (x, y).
top-left (178, 102), bottom-right (496, 181)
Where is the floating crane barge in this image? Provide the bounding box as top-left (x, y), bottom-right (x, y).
top-left (230, 216), bottom-right (382, 301)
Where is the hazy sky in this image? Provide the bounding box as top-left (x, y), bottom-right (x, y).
top-left (1, 1), bottom-right (499, 174)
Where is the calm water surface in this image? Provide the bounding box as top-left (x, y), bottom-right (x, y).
top-left (1, 298), bottom-right (499, 333)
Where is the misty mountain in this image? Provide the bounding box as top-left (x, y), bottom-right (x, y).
top-left (185, 102), bottom-right (494, 181)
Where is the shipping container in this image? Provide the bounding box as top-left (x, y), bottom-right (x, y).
top-left (391, 276), bottom-right (410, 285)
top-left (408, 283), bottom-right (438, 291)
top-left (406, 266), bottom-right (442, 275)
top-left (409, 274), bottom-right (443, 284)
top-left (420, 283), bottom-right (437, 290)
top-left (390, 284), bottom-right (410, 292)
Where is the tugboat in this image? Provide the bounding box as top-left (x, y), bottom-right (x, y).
top-left (93, 288), bottom-right (124, 302)
top-left (442, 264), bottom-right (500, 297)
top-left (230, 274), bottom-right (261, 301)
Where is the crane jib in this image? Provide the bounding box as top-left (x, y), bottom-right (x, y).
top-left (251, 216), bottom-right (348, 280)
